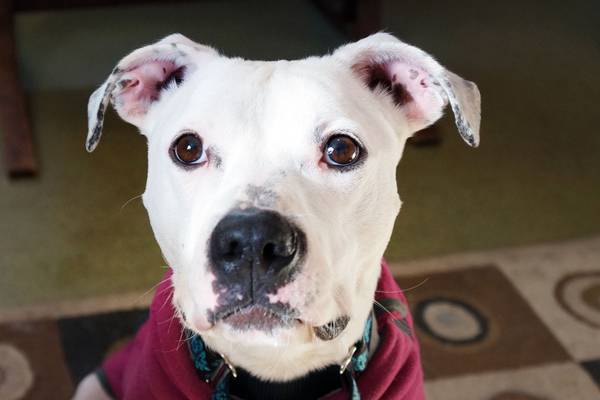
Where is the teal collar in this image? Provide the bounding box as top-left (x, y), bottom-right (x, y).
top-left (189, 313), bottom-right (375, 400)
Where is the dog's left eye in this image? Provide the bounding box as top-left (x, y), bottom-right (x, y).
top-left (323, 134), bottom-right (362, 167)
top-left (171, 133), bottom-right (206, 166)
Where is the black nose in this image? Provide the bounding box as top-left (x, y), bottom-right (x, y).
top-left (209, 208), bottom-right (302, 279)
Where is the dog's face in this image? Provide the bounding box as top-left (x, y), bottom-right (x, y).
top-left (87, 33), bottom-right (479, 379)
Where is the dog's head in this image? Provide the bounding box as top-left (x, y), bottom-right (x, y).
top-left (86, 33), bottom-right (479, 379)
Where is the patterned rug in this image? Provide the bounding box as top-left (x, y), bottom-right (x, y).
top-left (1, 237), bottom-right (599, 399)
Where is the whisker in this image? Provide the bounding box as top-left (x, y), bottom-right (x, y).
top-left (182, 329), bottom-right (195, 344)
top-left (133, 275), bottom-right (173, 305)
top-left (166, 302), bottom-right (179, 334)
top-left (157, 290), bottom-right (175, 317)
top-left (119, 193), bottom-right (144, 212)
top-left (373, 299), bottom-right (395, 320)
top-left (155, 281), bottom-right (176, 298)
top-left (375, 278), bottom-right (429, 294)
top-left (175, 322), bottom-right (186, 351)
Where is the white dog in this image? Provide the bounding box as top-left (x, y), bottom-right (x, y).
top-left (75, 32), bottom-right (480, 400)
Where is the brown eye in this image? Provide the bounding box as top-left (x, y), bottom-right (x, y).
top-left (172, 133), bottom-right (205, 166)
top-left (324, 135), bottom-right (361, 167)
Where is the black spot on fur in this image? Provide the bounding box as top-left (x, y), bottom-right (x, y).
top-left (365, 63), bottom-right (412, 106)
top-left (156, 66), bottom-right (186, 91)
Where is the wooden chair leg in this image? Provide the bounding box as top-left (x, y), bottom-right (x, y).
top-left (0, 1), bottom-right (38, 178)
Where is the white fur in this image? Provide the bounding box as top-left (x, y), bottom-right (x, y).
top-left (75, 33), bottom-right (480, 399)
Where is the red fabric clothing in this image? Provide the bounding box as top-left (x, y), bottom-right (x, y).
top-left (102, 261), bottom-right (425, 399)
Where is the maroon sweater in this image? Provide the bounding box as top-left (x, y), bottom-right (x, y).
top-left (101, 261), bottom-right (425, 399)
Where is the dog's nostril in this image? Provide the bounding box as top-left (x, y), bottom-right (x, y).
top-left (223, 240), bottom-right (241, 261)
top-left (266, 232), bottom-right (294, 257)
top-left (260, 233), bottom-right (296, 269)
top-left (262, 242), bottom-right (275, 262)
top-left (261, 242), bottom-right (282, 265)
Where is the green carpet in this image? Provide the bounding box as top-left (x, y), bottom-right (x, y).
top-left (386, 0), bottom-right (600, 259)
top-left (0, 92), bottom-right (162, 308)
top-left (1, 0), bottom-right (599, 309)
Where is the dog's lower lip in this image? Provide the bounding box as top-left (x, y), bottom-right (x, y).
top-left (221, 305), bottom-right (297, 331)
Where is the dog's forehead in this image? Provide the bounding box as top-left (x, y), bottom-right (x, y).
top-left (161, 56), bottom-right (371, 141)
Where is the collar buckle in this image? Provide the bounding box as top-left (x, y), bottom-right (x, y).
top-left (204, 352), bottom-right (238, 385)
top-left (339, 344), bottom-right (357, 374)
top-left (219, 352), bottom-right (238, 378)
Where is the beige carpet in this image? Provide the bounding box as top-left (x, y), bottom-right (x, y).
top-left (1, 237), bottom-right (599, 398)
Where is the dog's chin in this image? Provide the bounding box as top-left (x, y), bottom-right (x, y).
top-left (220, 304), bottom-right (300, 333)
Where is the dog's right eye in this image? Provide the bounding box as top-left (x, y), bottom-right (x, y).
top-left (171, 133), bottom-right (206, 166)
top-left (323, 134), bottom-right (362, 168)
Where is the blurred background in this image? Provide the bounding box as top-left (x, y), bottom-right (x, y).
top-left (0, 0), bottom-right (598, 398)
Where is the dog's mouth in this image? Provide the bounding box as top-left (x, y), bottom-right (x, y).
top-left (218, 304), bottom-right (300, 332)
top-left (217, 306), bottom-right (351, 341)
top-left (210, 304), bottom-right (351, 340)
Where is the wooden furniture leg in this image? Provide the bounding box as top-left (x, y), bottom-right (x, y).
top-left (0, 0), bottom-right (38, 178)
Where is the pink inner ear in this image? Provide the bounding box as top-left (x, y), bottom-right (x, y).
top-left (115, 60), bottom-right (180, 119)
top-left (366, 61), bottom-right (447, 124)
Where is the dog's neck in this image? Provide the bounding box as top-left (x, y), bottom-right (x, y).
top-left (229, 363), bottom-right (343, 400)
top-left (191, 317), bottom-right (379, 400)
top-left (231, 320), bottom-right (380, 400)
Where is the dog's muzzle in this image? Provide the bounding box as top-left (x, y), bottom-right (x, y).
top-left (208, 207), bottom-right (306, 330)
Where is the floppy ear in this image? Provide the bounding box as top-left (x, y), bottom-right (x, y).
top-left (85, 34), bottom-right (218, 152)
top-left (334, 33), bottom-right (481, 147)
